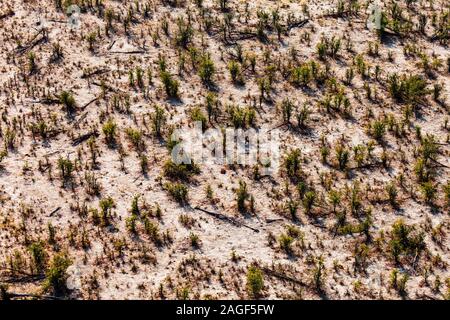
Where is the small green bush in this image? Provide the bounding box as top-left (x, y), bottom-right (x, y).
top-left (246, 266), bottom-right (264, 298)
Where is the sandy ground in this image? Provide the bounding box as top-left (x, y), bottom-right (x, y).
top-left (0, 0), bottom-right (449, 300)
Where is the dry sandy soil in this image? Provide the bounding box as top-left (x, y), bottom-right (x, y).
top-left (0, 0), bottom-right (449, 300)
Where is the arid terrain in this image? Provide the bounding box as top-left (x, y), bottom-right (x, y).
top-left (0, 0), bottom-right (449, 300)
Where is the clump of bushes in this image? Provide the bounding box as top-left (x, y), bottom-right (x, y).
top-left (388, 219), bottom-right (425, 264)
top-left (388, 74), bottom-right (428, 105)
top-left (163, 159), bottom-right (200, 181)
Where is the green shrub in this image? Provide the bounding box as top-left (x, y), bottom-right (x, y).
top-left (86, 32), bottom-right (96, 51)
top-left (286, 200), bottom-right (298, 221)
top-left (59, 91), bottom-right (76, 114)
top-left (284, 149), bottom-right (301, 179)
top-left (385, 182), bottom-right (398, 207)
top-left (143, 218), bottom-right (162, 245)
top-left (198, 54), bottom-right (215, 84)
top-left (291, 64), bottom-right (311, 87)
top-left (444, 181), bottom-right (450, 208)
top-left (151, 105), bottom-right (166, 137)
top-left (228, 60), bottom-right (241, 84)
top-left (312, 258), bottom-right (325, 292)
top-left (140, 154), bottom-right (148, 174)
top-left (420, 182), bottom-right (437, 204)
top-left (205, 92), bottom-right (218, 122)
top-left (388, 74), bottom-right (428, 105)
top-left (99, 197), bottom-right (115, 226)
top-left (163, 159), bottom-right (200, 181)
top-left (228, 105), bottom-right (255, 128)
top-left (388, 219), bottom-right (425, 264)
top-left (246, 266), bottom-right (264, 298)
top-left (190, 106), bottom-right (207, 130)
top-left (370, 120), bottom-right (386, 142)
top-left (302, 191), bottom-right (316, 215)
top-left (125, 128), bottom-right (145, 151)
top-left (335, 143), bottom-right (349, 170)
top-left (102, 119), bottom-right (117, 146)
top-left (390, 269), bottom-right (409, 296)
top-left (175, 18), bottom-right (193, 48)
top-left (166, 182), bottom-right (189, 205)
top-left (281, 98), bottom-right (294, 124)
top-left (236, 180), bottom-right (250, 213)
top-left (126, 214), bottom-right (138, 234)
top-left (160, 71), bottom-right (179, 99)
top-left (43, 253), bottom-right (71, 296)
top-left (278, 233), bottom-right (294, 254)
top-left (28, 52), bottom-right (37, 73)
top-left (57, 157), bottom-right (74, 182)
top-left (189, 232), bottom-right (200, 248)
top-left (296, 105), bottom-right (310, 129)
top-left (28, 242), bottom-right (47, 273)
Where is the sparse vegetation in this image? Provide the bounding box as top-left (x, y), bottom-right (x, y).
top-left (0, 0), bottom-right (447, 301)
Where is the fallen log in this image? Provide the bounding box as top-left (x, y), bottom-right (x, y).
top-left (81, 68), bottom-right (110, 79)
top-left (92, 81), bottom-right (123, 94)
top-left (286, 19), bottom-right (309, 31)
top-left (80, 95), bottom-right (101, 110)
top-left (1, 274), bottom-right (45, 284)
top-left (261, 267), bottom-right (307, 286)
top-left (72, 131), bottom-right (99, 146)
top-left (30, 97), bottom-right (60, 105)
top-left (194, 206), bottom-right (259, 233)
top-left (266, 218), bottom-right (283, 223)
top-left (5, 292), bottom-right (64, 300)
top-left (109, 50), bottom-right (147, 54)
top-left (72, 111), bottom-right (88, 127)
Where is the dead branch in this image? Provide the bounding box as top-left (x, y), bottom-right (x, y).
top-left (72, 131), bottom-right (99, 146)
top-left (49, 207), bottom-right (61, 216)
top-left (81, 68), bottom-right (110, 79)
top-left (262, 267), bottom-right (307, 286)
top-left (193, 206), bottom-right (259, 233)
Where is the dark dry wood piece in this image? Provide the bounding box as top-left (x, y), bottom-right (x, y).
top-left (49, 207), bottom-right (61, 217)
top-left (2, 291), bottom-right (64, 300)
top-left (194, 206), bottom-right (260, 233)
top-left (266, 218), bottom-right (284, 223)
top-left (262, 267), bottom-right (307, 286)
top-left (92, 81), bottom-right (124, 94)
top-left (30, 98), bottom-right (60, 105)
top-left (72, 131), bottom-right (99, 146)
top-left (15, 29), bottom-right (48, 55)
top-left (1, 274), bottom-right (45, 284)
top-left (80, 96), bottom-right (101, 110)
top-left (81, 68), bottom-right (110, 79)
top-left (286, 19), bottom-right (309, 31)
top-left (109, 50), bottom-right (147, 54)
top-left (0, 9), bottom-right (15, 20)
top-left (107, 40), bottom-right (117, 50)
top-left (72, 111), bottom-right (88, 127)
